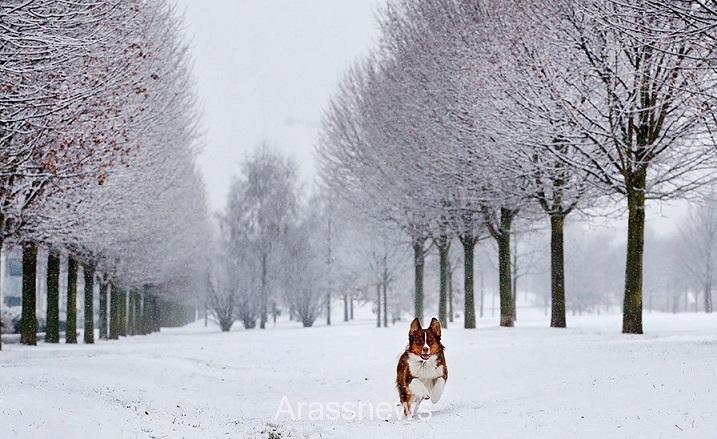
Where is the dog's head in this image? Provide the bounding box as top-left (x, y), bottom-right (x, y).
top-left (407, 317), bottom-right (443, 361)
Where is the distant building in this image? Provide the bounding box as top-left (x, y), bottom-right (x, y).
top-left (1, 248), bottom-right (22, 308)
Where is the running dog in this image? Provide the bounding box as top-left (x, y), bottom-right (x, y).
top-left (396, 317), bottom-right (447, 417)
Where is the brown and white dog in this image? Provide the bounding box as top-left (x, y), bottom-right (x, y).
top-left (396, 317), bottom-right (447, 417)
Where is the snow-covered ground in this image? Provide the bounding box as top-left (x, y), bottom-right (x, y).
top-left (1, 311), bottom-right (716, 438)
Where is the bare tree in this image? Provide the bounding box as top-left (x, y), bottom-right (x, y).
top-left (225, 144), bottom-right (299, 329)
top-left (677, 193), bottom-right (717, 313)
top-left (206, 221), bottom-right (239, 332)
top-left (206, 277), bottom-right (237, 332)
top-left (280, 208), bottom-right (326, 328)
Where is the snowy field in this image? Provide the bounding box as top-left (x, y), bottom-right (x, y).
top-left (1, 311), bottom-right (716, 439)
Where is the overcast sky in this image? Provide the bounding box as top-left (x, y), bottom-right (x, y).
top-left (172, 0), bottom-right (382, 211)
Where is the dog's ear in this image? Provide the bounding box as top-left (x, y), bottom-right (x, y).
top-left (410, 318), bottom-right (422, 333)
top-left (429, 317), bottom-right (441, 337)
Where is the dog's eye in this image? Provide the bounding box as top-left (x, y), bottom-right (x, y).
top-left (427, 340), bottom-right (435, 345)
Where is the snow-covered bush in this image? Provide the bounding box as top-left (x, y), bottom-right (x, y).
top-left (1, 306), bottom-right (21, 334)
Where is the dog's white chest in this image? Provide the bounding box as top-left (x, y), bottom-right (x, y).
top-left (407, 353), bottom-right (444, 381)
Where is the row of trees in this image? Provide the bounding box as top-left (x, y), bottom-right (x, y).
top-left (475, 196), bottom-right (717, 318)
top-left (203, 148), bottom-right (716, 332)
top-left (316, 0), bottom-right (717, 334)
top-left (0, 0), bottom-right (207, 348)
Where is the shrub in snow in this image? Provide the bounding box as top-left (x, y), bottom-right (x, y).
top-left (1, 306), bottom-right (20, 334)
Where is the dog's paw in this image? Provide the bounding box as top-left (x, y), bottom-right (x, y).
top-left (401, 402), bottom-right (412, 418)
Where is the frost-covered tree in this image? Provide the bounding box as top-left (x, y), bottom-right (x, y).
top-left (643, 0), bottom-right (717, 38)
top-left (1, 0), bottom-right (208, 347)
top-left (530, 0), bottom-right (717, 333)
top-left (677, 193), bottom-right (717, 314)
top-left (0, 0), bottom-right (139, 346)
top-left (225, 145), bottom-right (299, 329)
top-left (279, 206), bottom-right (326, 328)
top-left (206, 229), bottom-right (239, 332)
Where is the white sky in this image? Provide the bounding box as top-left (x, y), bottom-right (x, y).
top-left (173, 0), bottom-right (382, 212)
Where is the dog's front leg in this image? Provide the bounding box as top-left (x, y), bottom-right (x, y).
top-left (404, 379), bottom-right (430, 418)
top-left (430, 377), bottom-right (445, 403)
top-left (408, 378), bottom-right (430, 400)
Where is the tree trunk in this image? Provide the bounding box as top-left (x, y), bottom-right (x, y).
top-left (260, 252), bottom-right (268, 329)
top-left (497, 209), bottom-right (515, 327)
top-left (376, 283), bottom-right (381, 328)
top-left (83, 264), bottom-right (95, 344)
top-left (448, 258), bottom-right (454, 323)
top-left (413, 238), bottom-right (425, 322)
top-left (350, 295), bottom-right (354, 320)
top-left (460, 235), bottom-right (477, 329)
top-left (136, 289), bottom-right (144, 334)
top-left (705, 282), bottom-right (713, 314)
top-left (109, 284), bottom-right (120, 340)
top-left (550, 213), bottom-right (567, 328)
top-left (127, 290), bottom-right (136, 336)
top-left (136, 290), bottom-right (142, 332)
top-left (66, 256), bottom-right (78, 344)
top-left (45, 249), bottom-right (61, 343)
top-left (623, 175), bottom-right (646, 334)
top-left (512, 238), bottom-right (518, 321)
top-left (21, 242), bottom-right (38, 346)
top-left (119, 288), bottom-right (127, 336)
top-left (141, 289), bottom-right (149, 334)
top-left (141, 285), bottom-right (152, 334)
top-left (134, 290), bottom-right (142, 334)
top-left (382, 280), bottom-right (388, 328)
top-left (99, 282), bottom-right (109, 340)
top-left (343, 294), bottom-right (349, 322)
top-left (326, 291), bottom-right (331, 326)
top-left (140, 286), bottom-right (160, 334)
top-left (436, 236), bottom-right (450, 327)
top-left (152, 294), bottom-right (161, 332)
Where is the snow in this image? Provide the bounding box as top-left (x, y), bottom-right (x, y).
top-left (1, 311), bottom-right (716, 438)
